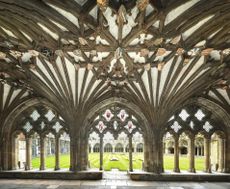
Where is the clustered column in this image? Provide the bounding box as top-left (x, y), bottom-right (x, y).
top-left (218, 138), bottom-right (225, 173)
top-left (99, 135), bottom-right (103, 170)
top-left (143, 139), bottom-right (149, 171)
top-left (40, 136), bottom-right (46, 170)
top-left (25, 137), bottom-right (32, 170)
top-left (173, 136), bottom-right (180, 173)
top-left (188, 134), bottom-right (195, 173)
top-left (55, 136), bottom-right (60, 170)
top-left (204, 136), bottom-right (211, 173)
top-left (129, 135), bottom-right (133, 172)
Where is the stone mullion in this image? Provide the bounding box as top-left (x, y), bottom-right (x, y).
top-left (25, 137), bottom-right (32, 170)
top-left (173, 136), bottom-right (180, 173)
top-left (55, 136), bottom-right (60, 170)
top-left (129, 135), bottom-right (133, 172)
top-left (204, 137), bottom-right (211, 173)
top-left (99, 135), bottom-right (103, 171)
top-left (40, 136), bottom-right (46, 170)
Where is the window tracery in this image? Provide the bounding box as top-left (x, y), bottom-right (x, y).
top-left (14, 106), bottom-right (68, 137)
top-left (89, 106), bottom-right (142, 137)
top-left (167, 105), bottom-right (223, 136)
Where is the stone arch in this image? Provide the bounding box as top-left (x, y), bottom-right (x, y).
top-left (82, 97), bottom-right (152, 139)
top-left (93, 143), bottom-right (100, 153)
top-left (80, 97), bottom-right (153, 172)
top-left (136, 143), bottom-right (143, 153)
top-left (115, 143), bottom-right (124, 153)
top-left (0, 97), bottom-right (66, 170)
top-left (104, 143), bottom-right (113, 153)
top-left (164, 97), bottom-right (230, 173)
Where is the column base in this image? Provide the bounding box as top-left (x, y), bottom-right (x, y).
top-left (188, 168), bottom-right (196, 173)
top-left (55, 166), bottom-right (60, 171)
top-left (173, 168), bottom-right (180, 173)
top-left (205, 168), bottom-right (212, 173)
top-left (25, 166), bottom-right (31, 171)
top-left (40, 166), bottom-right (45, 171)
top-left (222, 168), bottom-right (227, 173)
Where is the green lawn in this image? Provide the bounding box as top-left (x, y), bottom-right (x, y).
top-left (32, 154), bottom-right (70, 169)
top-left (89, 153), bottom-right (144, 171)
top-left (163, 155), bottom-right (205, 171)
top-left (31, 153), bottom-right (204, 171)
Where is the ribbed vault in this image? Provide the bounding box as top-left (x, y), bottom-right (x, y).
top-left (0, 0), bottom-right (229, 173)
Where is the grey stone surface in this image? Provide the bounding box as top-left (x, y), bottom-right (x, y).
top-left (0, 171), bottom-right (229, 189)
top-left (0, 181), bottom-right (229, 189)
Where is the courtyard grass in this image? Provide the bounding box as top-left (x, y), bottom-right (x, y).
top-left (163, 155), bottom-right (205, 171)
top-left (31, 153), bottom-right (205, 171)
top-left (32, 154), bottom-right (70, 169)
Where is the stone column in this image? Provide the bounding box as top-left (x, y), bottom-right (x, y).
top-left (204, 137), bottom-right (211, 173)
top-left (25, 137), bottom-right (32, 170)
top-left (76, 137), bottom-right (81, 171)
top-left (129, 135), bottom-right (133, 172)
top-left (40, 136), bottom-right (46, 170)
top-left (55, 136), bottom-right (60, 170)
top-left (69, 142), bottom-right (73, 171)
top-left (85, 141), bottom-right (89, 169)
top-left (99, 135), bottom-right (103, 170)
top-left (173, 136), bottom-right (180, 172)
top-left (11, 137), bottom-right (17, 170)
top-left (188, 135), bottom-right (195, 173)
top-left (80, 137), bottom-right (88, 170)
top-left (143, 138), bottom-right (150, 171)
top-left (0, 148), bottom-right (1, 170)
top-left (69, 137), bottom-right (76, 171)
top-left (218, 138), bottom-right (225, 173)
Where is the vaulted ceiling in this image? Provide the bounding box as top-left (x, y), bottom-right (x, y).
top-left (0, 0), bottom-right (229, 128)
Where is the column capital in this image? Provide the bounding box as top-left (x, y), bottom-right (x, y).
top-left (188, 133), bottom-right (195, 140)
top-left (204, 135), bottom-right (211, 140)
top-left (25, 135), bottom-right (32, 140)
top-left (174, 135), bottom-right (179, 141)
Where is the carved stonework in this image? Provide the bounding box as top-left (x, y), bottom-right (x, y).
top-left (136, 0), bottom-right (149, 11)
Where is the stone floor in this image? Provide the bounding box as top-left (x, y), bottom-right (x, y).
top-left (0, 170), bottom-right (229, 189)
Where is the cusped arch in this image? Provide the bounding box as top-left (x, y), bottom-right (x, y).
top-left (115, 143), bottom-right (124, 153)
top-left (104, 143), bottom-right (113, 153)
top-left (81, 97), bottom-right (152, 140)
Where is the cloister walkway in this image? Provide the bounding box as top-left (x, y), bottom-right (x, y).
top-left (0, 178), bottom-right (229, 189)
